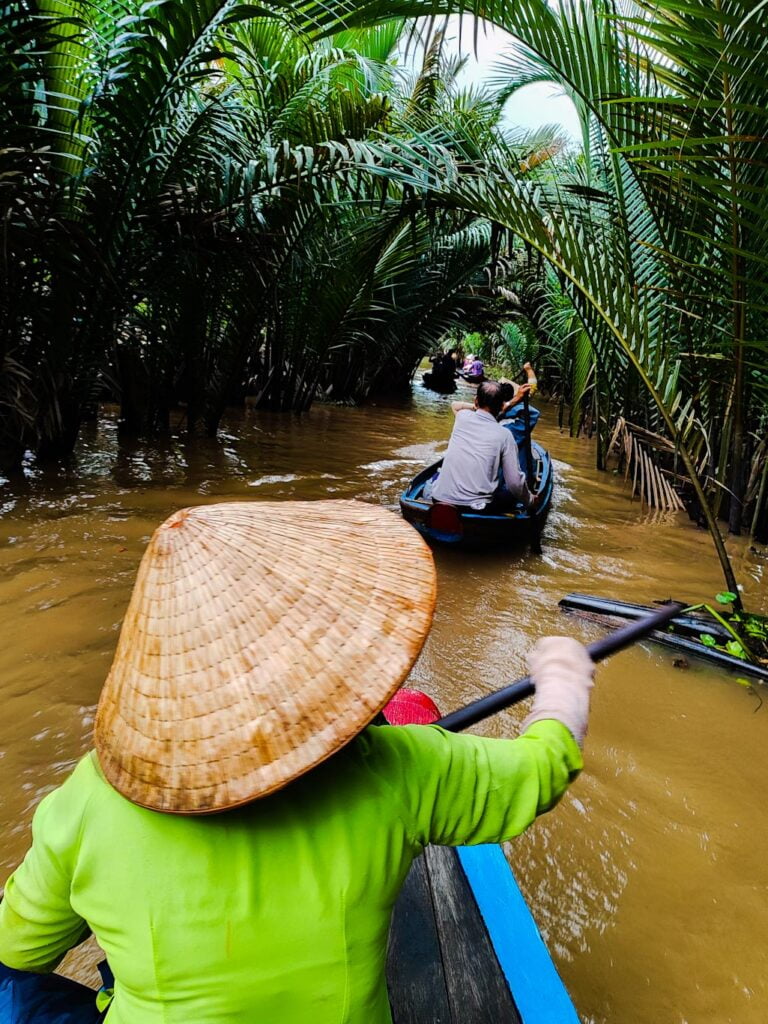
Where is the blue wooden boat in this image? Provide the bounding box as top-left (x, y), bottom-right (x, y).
top-left (387, 843), bottom-right (579, 1023)
top-left (458, 370), bottom-right (485, 384)
top-left (385, 689), bottom-right (579, 1024)
top-left (399, 437), bottom-right (554, 546)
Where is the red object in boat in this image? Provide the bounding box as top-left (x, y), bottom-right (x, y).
top-left (428, 503), bottom-right (464, 537)
top-left (382, 688), bottom-right (441, 726)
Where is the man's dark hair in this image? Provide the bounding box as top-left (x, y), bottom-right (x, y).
top-left (476, 380), bottom-right (504, 417)
top-left (498, 381), bottom-right (515, 404)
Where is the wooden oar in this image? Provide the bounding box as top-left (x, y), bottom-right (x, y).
top-left (436, 602), bottom-right (684, 732)
top-left (521, 391), bottom-right (535, 493)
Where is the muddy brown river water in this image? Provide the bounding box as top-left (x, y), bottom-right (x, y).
top-left (1, 382), bottom-right (767, 1023)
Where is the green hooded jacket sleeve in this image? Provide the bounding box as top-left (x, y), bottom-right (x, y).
top-left (358, 720), bottom-right (583, 847)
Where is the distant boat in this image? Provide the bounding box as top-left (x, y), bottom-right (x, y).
top-left (422, 369), bottom-right (457, 394)
top-left (399, 433), bottom-right (553, 546)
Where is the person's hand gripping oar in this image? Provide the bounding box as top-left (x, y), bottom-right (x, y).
top-left (436, 601), bottom-right (684, 733)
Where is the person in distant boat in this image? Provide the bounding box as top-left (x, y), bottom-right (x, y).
top-left (499, 362), bottom-right (538, 416)
top-left (0, 501), bottom-right (593, 1024)
top-left (460, 355), bottom-right (485, 382)
top-left (499, 380), bottom-right (531, 415)
top-left (423, 349), bottom-right (458, 392)
top-left (496, 364), bottom-right (540, 491)
top-left (431, 380), bottom-right (534, 512)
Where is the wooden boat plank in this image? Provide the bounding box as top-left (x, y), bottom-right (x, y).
top-left (384, 690), bottom-right (579, 1024)
top-left (387, 851), bottom-right (453, 1024)
top-left (424, 845), bottom-right (522, 1023)
top-left (387, 846), bottom-right (522, 1024)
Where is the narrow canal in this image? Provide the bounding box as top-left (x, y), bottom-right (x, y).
top-left (1, 383), bottom-right (767, 1023)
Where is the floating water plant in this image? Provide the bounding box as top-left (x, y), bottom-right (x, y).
top-left (685, 594), bottom-right (768, 665)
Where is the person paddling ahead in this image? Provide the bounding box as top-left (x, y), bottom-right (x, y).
top-left (431, 380), bottom-right (534, 512)
top-left (0, 501), bottom-right (594, 1023)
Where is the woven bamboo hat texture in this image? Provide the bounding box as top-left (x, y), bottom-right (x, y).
top-left (94, 500), bottom-right (436, 814)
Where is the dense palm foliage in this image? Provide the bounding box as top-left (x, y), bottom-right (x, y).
top-left (367, 0), bottom-right (767, 589)
top-left (484, 0), bottom-right (768, 580)
top-left (1, 2), bottom-right (540, 465)
top-left (361, 0), bottom-right (768, 591)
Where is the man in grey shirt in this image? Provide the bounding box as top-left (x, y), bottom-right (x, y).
top-left (431, 381), bottom-right (534, 511)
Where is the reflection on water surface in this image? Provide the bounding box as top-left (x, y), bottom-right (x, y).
top-left (1, 383), bottom-right (767, 1023)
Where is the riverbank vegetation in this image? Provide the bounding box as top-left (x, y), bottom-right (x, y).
top-left (2, 0), bottom-right (767, 597)
top-left (1, 6), bottom-right (519, 461)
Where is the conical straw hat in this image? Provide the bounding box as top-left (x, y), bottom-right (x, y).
top-left (94, 500), bottom-right (436, 814)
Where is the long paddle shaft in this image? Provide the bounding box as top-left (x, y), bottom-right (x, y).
top-left (436, 602), bottom-right (684, 732)
top-left (522, 392), bottom-right (535, 493)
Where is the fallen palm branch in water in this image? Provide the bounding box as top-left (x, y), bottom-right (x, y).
top-left (607, 418), bottom-right (686, 512)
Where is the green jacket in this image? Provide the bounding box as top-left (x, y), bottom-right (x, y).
top-left (0, 721), bottom-right (582, 1023)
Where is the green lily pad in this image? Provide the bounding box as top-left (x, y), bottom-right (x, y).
top-left (725, 640), bottom-right (747, 659)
